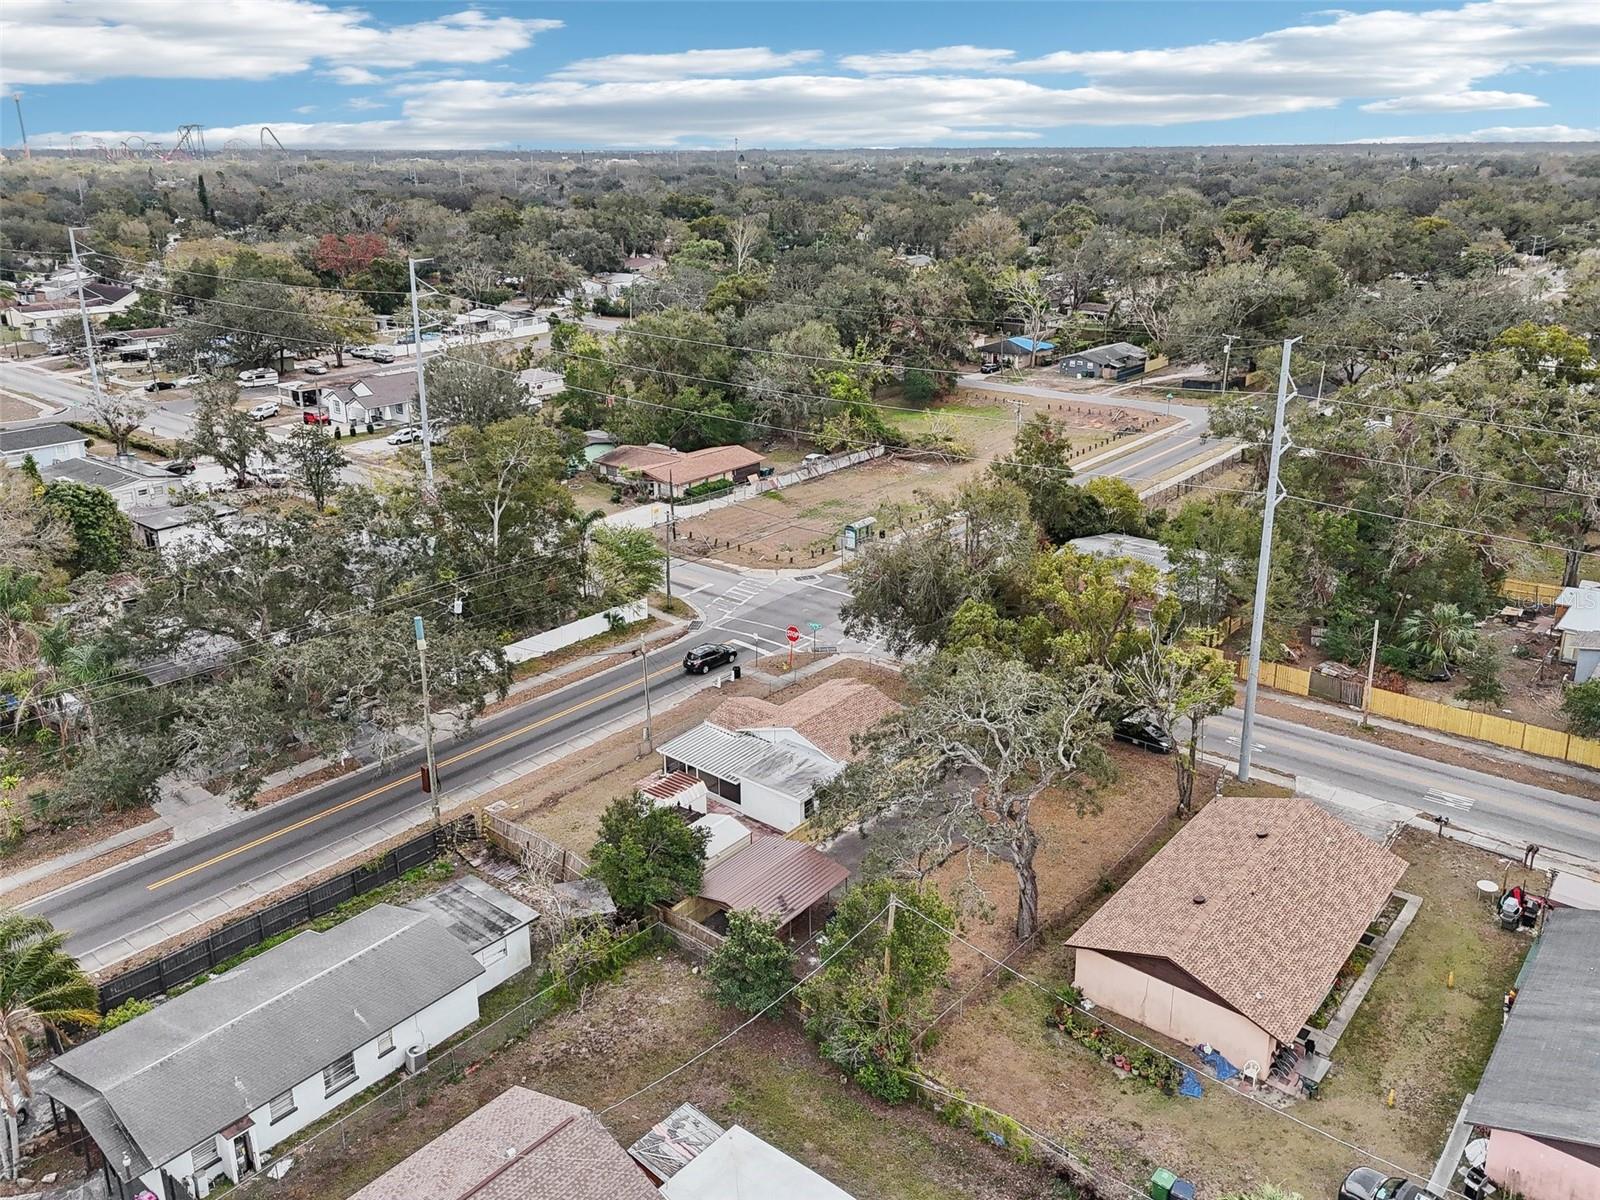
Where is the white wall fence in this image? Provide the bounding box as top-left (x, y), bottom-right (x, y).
top-left (599, 445), bottom-right (887, 531)
top-left (500, 599), bottom-right (647, 665)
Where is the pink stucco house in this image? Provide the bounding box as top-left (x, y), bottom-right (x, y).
top-left (1066, 794), bottom-right (1406, 1076)
top-left (1467, 909), bottom-right (1600, 1200)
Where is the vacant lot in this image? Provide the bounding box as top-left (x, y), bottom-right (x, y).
top-left (922, 829), bottom-right (1538, 1199)
top-left (253, 954), bottom-right (1069, 1200)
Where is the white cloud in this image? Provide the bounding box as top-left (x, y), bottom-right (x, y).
top-left (346, 97), bottom-right (386, 111)
top-left (838, 46), bottom-right (1017, 74)
top-left (327, 66), bottom-right (383, 87)
top-left (293, 105), bottom-right (318, 115)
top-left (552, 48), bottom-right (822, 82)
top-left (0, 1), bottom-right (563, 85)
top-left (1009, 0), bottom-right (1600, 115)
top-left (1351, 124), bottom-right (1600, 142)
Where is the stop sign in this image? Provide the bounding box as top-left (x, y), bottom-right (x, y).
top-left (786, 625), bottom-right (800, 643)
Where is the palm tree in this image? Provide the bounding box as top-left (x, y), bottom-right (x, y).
top-left (0, 912), bottom-right (99, 1175)
top-left (1399, 602), bottom-right (1478, 677)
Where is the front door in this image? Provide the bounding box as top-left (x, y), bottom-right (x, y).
top-left (231, 1133), bottom-right (255, 1178)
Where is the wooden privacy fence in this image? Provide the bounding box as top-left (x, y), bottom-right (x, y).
top-left (96, 816), bottom-right (474, 1012)
top-left (484, 814), bottom-right (589, 882)
top-left (1501, 578), bottom-right (1568, 605)
top-left (1240, 660), bottom-right (1600, 770)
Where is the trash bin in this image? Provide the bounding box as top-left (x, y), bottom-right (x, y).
top-left (732, 664), bottom-right (741, 680)
top-left (1169, 1181), bottom-right (1197, 1200)
top-left (1149, 1168), bottom-right (1177, 1200)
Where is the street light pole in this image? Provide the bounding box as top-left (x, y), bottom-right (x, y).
top-left (407, 257), bottom-right (435, 490)
top-left (639, 628), bottom-right (655, 750)
top-left (66, 226), bottom-right (105, 406)
top-left (1237, 336), bottom-right (1300, 783)
top-left (413, 616), bottom-right (442, 826)
top-left (664, 468), bottom-right (675, 599)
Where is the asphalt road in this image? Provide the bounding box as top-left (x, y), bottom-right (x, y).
top-left (33, 559), bottom-right (861, 957)
top-left (1206, 709), bottom-right (1600, 864)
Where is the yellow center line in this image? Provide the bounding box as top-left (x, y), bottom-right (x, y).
top-left (146, 661), bottom-right (683, 892)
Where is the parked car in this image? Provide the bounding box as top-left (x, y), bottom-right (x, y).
top-left (144, 379), bottom-right (177, 392)
top-left (386, 425), bottom-right (423, 445)
top-left (349, 346), bottom-right (375, 360)
top-left (1112, 712), bottom-right (1176, 754)
top-left (370, 348), bottom-right (396, 364)
top-left (303, 362), bottom-right (328, 375)
top-left (1338, 1168), bottom-right (1437, 1200)
top-left (248, 401), bottom-right (278, 421)
top-left (302, 410), bottom-right (331, 425)
top-left (254, 470), bottom-right (291, 488)
top-left (173, 374), bottom-right (205, 388)
top-left (159, 458), bottom-right (196, 475)
top-left (238, 368), bottom-right (279, 388)
top-left (683, 643), bottom-right (738, 674)
top-left (802, 452), bottom-right (828, 463)
top-left (979, 361), bottom-right (1001, 374)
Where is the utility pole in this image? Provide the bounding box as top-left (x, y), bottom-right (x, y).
top-left (66, 227), bottom-right (105, 408)
top-left (413, 617), bottom-right (442, 826)
top-left (1361, 618), bottom-right (1381, 728)
top-left (1237, 336), bottom-right (1300, 783)
top-left (1220, 334), bottom-right (1237, 394)
top-left (880, 892), bottom-right (897, 1024)
top-left (639, 628), bottom-right (655, 749)
top-left (407, 257), bottom-right (436, 489)
top-left (664, 469), bottom-right (675, 599)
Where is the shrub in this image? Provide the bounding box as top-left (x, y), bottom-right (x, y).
top-left (1563, 679), bottom-right (1600, 738)
top-left (102, 997), bottom-right (154, 1030)
top-left (708, 911), bottom-right (792, 1015)
top-left (588, 793), bottom-right (709, 917)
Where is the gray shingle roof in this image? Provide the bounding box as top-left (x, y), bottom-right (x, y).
top-left (0, 421), bottom-right (89, 454)
top-left (1072, 342), bottom-right (1148, 366)
top-left (40, 456), bottom-right (148, 491)
top-left (1467, 908), bottom-right (1600, 1148)
top-left (406, 875), bottom-right (537, 954)
top-left (41, 905), bottom-right (483, 1172)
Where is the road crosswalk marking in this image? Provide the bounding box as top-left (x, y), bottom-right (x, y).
top-left (1424, 788), bottom-right (1476, 811)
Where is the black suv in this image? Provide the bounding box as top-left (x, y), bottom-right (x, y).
top-left (1112, 712), bottom-right (1176, 754)
top-left (683, 643), bottom-right (738, 674)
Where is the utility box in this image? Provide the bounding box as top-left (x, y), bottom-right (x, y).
top-left (1149, 1168), bottom-right (1177, 1200)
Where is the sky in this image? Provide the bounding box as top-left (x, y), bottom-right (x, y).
top-left (3, 0), bottom-right (1598, 152)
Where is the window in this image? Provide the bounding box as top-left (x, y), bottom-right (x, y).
top-left (376, 1030), bottom-right (395, 1057)
top-left (322, 1051), bottom-right (358, 1096)
top-left (191, 1136), bottom-right (222, 1173)
top-left (268, 1089), bottom-right (296, 1123)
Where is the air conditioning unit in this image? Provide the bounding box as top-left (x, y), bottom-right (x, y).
top-left (403, 1045), bottom-right (428, 1076)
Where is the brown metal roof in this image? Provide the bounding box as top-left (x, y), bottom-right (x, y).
top-left (594, 444), bottom-right (682, 471)
top-left (348, 1086), bottom-right (659, 1200)
top-left (699, 837), bottom-right (849, 926)
top-left (1067, 794), bottom-right (1406, 1041)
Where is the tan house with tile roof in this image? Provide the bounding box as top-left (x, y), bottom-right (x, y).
top-left (1067, 794), bottom-right (1406, 1073)
top-left (349, 1085), bottom-right (659, 1200)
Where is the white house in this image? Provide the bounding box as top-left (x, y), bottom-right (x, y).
top-left (40, 455), bottom-right (174, 511)
top-left (1554, 582), bottom-right (1600, 683)
top-left (323, 371), bottom-right (416, 429)
top-left (2, 283), bottom-right (138, 340)
top-left (517, 367), bottom-right (564, 405)
top-left (129, 502), bottom-right (239, 553)
top-left (1, 421), bottom-right (90, 469)
top-left (39, 904), bottom-right (488, 1200)
top-left (405, 874), bottom-right (538, 994)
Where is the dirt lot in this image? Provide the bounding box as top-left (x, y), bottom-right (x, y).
top-left (922, 830), bottom-right (1538, 1199)
top-left (479, 659), bottom-right (909, 854)
top-left (255, 954), bottom-right (1070, 1200)
top-left (668, 394), bottom-right (1160, 570)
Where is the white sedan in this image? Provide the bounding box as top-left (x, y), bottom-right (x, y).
top-left (386, 426), bottom-right (423, 445)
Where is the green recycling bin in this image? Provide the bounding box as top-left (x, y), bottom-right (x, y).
top-left (1149, 1168), bottom-right (1178, 1200)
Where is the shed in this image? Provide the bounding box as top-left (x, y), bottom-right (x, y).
top-left (695, 836), bottom-right (849, 934)
top-left (660, 1125), bottom-right (856, 1199)
top-left (628, 1102), bottom-right (726, 1182)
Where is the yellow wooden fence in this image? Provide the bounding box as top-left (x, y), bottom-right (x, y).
top-left (1501, 578), bottom-right (1567, 605)
top-left (1239, 660), bottom-right (1600, 770)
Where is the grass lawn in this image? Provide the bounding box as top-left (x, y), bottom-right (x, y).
top-left (920, 828), bottom-right (1539, 1199)
top-left (255, 954), bottom-right (1070, 1200)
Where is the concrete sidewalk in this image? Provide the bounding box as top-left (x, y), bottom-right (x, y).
top-left (0, 818), bottom-right (168, 900)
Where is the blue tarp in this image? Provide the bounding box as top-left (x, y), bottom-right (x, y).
top-left (1178, 1067), bottom-right (1204, 1098)
top-left (1195, 1046), bottom-right (1241, 1081)
top-left (1008, 337), bottom-right (1055, 353)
